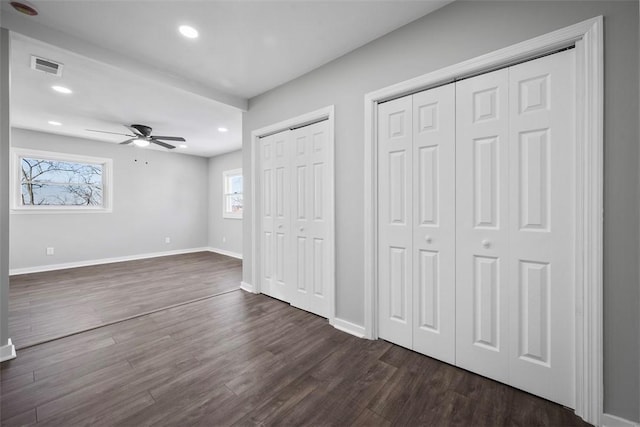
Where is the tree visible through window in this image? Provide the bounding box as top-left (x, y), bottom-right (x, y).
top-left (13, 149), bottom-right (112, 211)
top-left (21, 158), bottom-right (103, 206)
top-left (223, 169), bottom-right (243, 218)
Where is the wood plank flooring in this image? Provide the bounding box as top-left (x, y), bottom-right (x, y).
top-left (8, 252), bottom-right (242, 349)
top-left (1, 289), bottom-right (590, 426)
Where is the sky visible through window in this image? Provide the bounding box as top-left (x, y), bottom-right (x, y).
top-left (20, 157), bottom-right (104, 206)
top-left (229, 175), bottom-right (242, 194)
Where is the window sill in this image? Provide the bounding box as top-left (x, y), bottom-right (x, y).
top-left (223, 214), bottom-right (243, 220)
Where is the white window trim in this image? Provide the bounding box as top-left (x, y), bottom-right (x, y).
top-left (223, 168), bottom-right (243, 219)
top-left (11, 148), bottom-right (113, 214)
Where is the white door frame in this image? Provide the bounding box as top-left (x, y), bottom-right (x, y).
top-left (250, 105), bottom-right (336, 323)
top-left (363, 17), bottom-right (603, 425)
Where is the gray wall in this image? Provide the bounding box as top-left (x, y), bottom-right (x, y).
top-left (1, 28), bottom-right (11, 349)
top-left (10, 128), bottom-right (209, 270)
top-left (242, 1), bottom-right (639, 421)
top-left (208, 149), bottom-right (243, 256)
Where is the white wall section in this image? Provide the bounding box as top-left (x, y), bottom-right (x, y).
top-left (208, 150), bottom-right (243, 257)
top-left (9, 129), bottom-right (209, 270)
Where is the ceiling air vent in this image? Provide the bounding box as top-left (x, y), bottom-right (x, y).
top-left (30, 55), bottom-right (63, 77)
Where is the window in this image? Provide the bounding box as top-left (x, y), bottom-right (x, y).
top-left (223, 168), bottom-right (243, 219)
top-left (12, 148), bottom-right (112, 212)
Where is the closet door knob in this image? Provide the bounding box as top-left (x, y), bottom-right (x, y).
top-left (299, 227), bottom-right (304, 232)
top-left (278, 224), bottom-right (283, 229)
top-left (425, 235), bottom-right (433, 244)
top-left (482, 239), bottom-right (491, 249)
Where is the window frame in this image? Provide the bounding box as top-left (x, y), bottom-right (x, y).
top-left (222, 168), bottom-right (243, 219)
top-left (11, 148), bottom-right (113, 214)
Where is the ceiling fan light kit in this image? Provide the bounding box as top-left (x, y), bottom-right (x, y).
top-left (133, 138), bottom-right (150, 147)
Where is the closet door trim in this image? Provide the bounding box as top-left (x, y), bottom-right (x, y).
top-left (363, 17), bottom-right (603, 425)
top-left (251, 105), bottom-right (336, 323)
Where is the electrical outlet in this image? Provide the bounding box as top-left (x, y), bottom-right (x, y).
top-left (222, 237), bottom-right (226, 243)
top-left (165, 237), bottom-right (171, 244)
top-left (46, 247), bottom-right (54, 256)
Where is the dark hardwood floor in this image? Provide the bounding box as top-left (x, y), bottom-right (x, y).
top-left (8, 252), bottom-right (242, 349)
top-left (1, 289), bottom-right (590, 426)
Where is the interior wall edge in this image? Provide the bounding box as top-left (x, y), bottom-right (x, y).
top-left (0, 27), bottom-right (11, 350)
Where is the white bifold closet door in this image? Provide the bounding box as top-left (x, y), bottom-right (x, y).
top-left (289, 121), bottom-right (331, 317)
top-left (378, 49), bottom-right (575, 407)
top-left (378, 83), bottom-right (456, 363)
top-left (456, 49), bottom-right (575, 407)
top-left (260, 120), bottom-right (331, 318)
top-left (261, 130), bottom-right (291, 303)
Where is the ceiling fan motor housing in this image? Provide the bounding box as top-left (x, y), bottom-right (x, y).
top-left (131, 124), bottom-right (152, 137)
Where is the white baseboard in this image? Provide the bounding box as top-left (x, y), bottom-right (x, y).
top-left (602, 413), bottom-right (640, 427)
top-left (0, 338), bottom-right (16, 362)
top-left (240, 281), bottom-right (258, 294)
top-left (332, 317), bottom-right (366, 338)
top-left (207, 247), bottom-right (243, 260)
top-left (9, 247), bottom-right (212, 276)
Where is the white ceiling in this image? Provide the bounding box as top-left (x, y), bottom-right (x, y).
top-left (10, 33), bottom-right (242, 157)
top-left (1, 0), bottom-right (453, 157)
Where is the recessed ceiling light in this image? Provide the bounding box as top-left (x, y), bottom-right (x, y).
top-left (51, 85), bottom-right (72, 94)
top-left (178, 25), bottom-right (199, 39)
top-left (48, 120), bottom-right (62, 126)
top-left (218, 127), bottom-right (228, 133)
top-left (179, 144), bottom-right (188, 149)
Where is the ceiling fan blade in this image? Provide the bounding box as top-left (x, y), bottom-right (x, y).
top-left (120, 138), bottom-right (136, 145)
top-left (125, 125), bottom-right (144, 136)
top-left (151, 140), bottom-right (176, 149)
top-left (151, 136), bottom-right (186, 142)
top-left (86, 129), bottom-right (133, 137)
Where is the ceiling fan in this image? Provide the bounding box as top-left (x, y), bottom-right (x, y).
top-left (86, 124), bottom-right (185, 149)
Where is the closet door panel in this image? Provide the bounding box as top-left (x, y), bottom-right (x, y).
top-left (292, 131), bottom-right (311, 301)
top-left (507, 49), bottom-right (575, 407)
top-left (269, 131), bottom-right (292, 302)
top-left (291, 120), bottom-right (331, 317)
top-left (261, 133), bottom-right (279, 299)
top-left (412, 84), bottom-right (456, 363)
top-left (455, 68), bottom-right (510, 383)
top-left (378, 95), bottom-right (413, 349)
